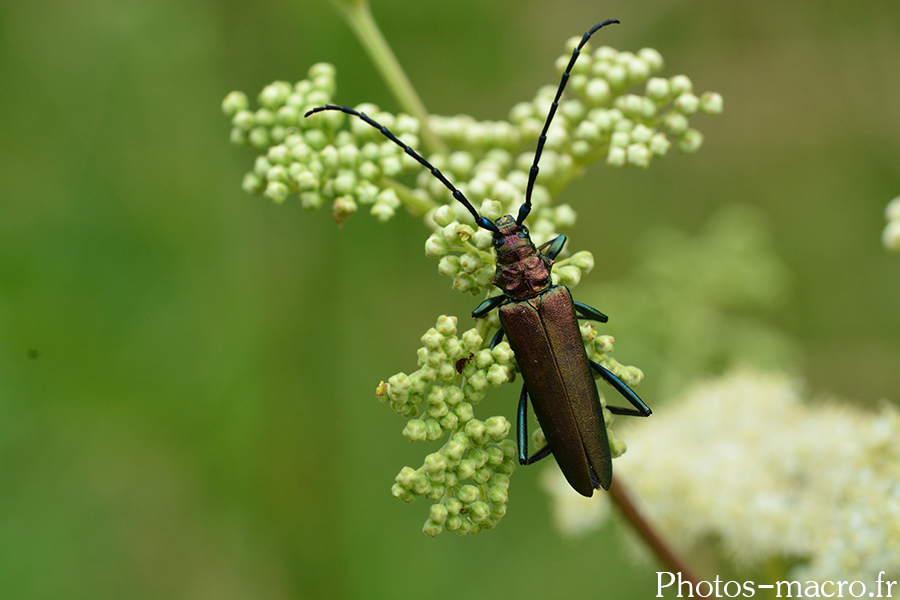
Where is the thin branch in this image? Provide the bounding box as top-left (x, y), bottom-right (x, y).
top-left (328, 0), bottom-right (447, 155)
top-left (609, 475), bottom-right (702, 585)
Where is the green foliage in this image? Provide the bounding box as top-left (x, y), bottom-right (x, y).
top-left (582, 205), bottom-right (797, 398)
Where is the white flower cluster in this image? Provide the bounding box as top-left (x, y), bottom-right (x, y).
top-left (377, 315), bottom-right (515, 420)
top-left (540, 466), bottom-right (610, 537)
top-left (883, 196), bottom-right (900, 251)
top-left (601, 370), bottom-right (900, 584)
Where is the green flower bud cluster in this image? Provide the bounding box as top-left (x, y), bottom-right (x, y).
top-left (376, 315), bottom-right (518, 535)
top-left (223, 43), bottom-right (722, 228)
top-left (376, 311), bottom-right (644, 534)
top-left (418, 155), bottom-right (578, 244)
top-left (424, 199), bottom-right (596, 297)
top-left (883, 196), bottom-right (900, 251)
top-left (222, 62), bottom-right (337, 150)
top-left (419, 46), bottom-right (723, 222)
top-left (524, 42), bottom-right (723, 172)
top-left (222, 63), bottom-right (423, 221)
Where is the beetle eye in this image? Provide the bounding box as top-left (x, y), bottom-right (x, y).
top-left (517, 227), bottom-right (529, 239)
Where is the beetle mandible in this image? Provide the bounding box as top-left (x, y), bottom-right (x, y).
top-left (306, 18), bottom-right (650, 497)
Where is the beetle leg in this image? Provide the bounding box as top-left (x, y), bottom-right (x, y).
top-left (488, 327), bottom-right (505, 349)
top-left (574, 301), bottom-right (609, 323)
top-left (472, 294), bottom-right (508, 319)
top-left (517, 383), bottom-right (553, 465)
top-left (537, 234), bottom-right (567, 260)
top-left (590, 361), bottom-right (652, 417)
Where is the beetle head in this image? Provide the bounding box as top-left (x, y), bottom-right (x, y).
top-left (491, 215), bottom-right (535, 258)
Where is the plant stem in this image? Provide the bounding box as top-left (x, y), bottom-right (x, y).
top-left (608, 475), bottom-right (701, 585)
top-left (328, 0), bottom-right (447, 155)
top-left (380, 178), bottom-right (436, 216)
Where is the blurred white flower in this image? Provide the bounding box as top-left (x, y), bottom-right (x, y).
top-left (883, 196), bottom-right (900, 251)
top-left (612, 370), bottom-right (900, 584)
top-left (543, 370), bottom-right (900, 584)
top-left (540, 466), bottom-right (610, 536)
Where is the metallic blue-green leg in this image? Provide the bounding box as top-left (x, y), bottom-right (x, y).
top-left (574, 301), bottom-right (609, 323)
top-left (473, 295), bottom-right (508, 350)
top-left (488, 327), bottom-right (505, 349)
top-left (472, 294), bottom-right (507, 319)
top-left (517, 383), bottom-right (553, 465)
top-left (538, 235), bottom-right (567, 261)
top-left (590, 361), bottom-right (652, 417)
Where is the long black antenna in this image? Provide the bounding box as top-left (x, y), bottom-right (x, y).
top-left (304, 104), bottom-right (499, 233)
top-left (518, 18), bottom-right (620, 226)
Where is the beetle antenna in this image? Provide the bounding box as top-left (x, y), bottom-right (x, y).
top-left (518, 18), bottom-right (620, 225)
top-left (305, 105), bottom-right (499, 233)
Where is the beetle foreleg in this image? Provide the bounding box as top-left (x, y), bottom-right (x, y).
top-left (590, 361), bottom-right (652, 417)
top-left (472, 294), bottom-right (508, 319)
top-left (574, 301), bottom-right (609, 323)
top-left (537, 235), bottom-right (567, 260)
top-left (517, 383), bottom-right (553, 465)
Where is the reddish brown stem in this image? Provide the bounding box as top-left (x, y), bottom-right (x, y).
top-left (608, 474), bottom-right (701, 586)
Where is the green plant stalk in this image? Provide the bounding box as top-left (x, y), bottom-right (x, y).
top-left (328, 0), bottom-right (447, 155)
top-left (379, 177), bottom-right (437, 215)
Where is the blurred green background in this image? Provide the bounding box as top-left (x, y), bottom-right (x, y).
top-left (2, 0), bottom-right (898, 598)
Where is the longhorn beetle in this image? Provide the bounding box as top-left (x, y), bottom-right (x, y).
top-left (306, 19), bottom-right (651, 497)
